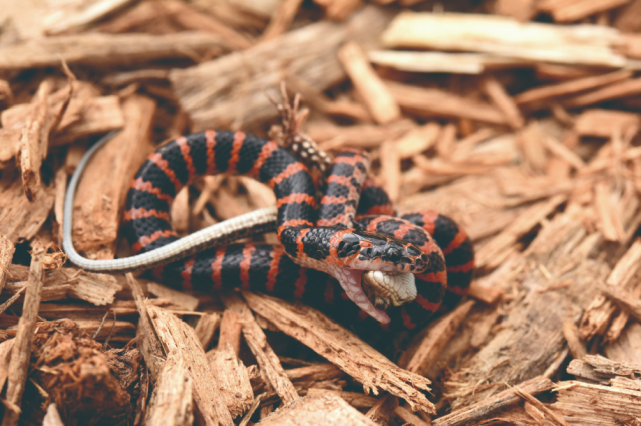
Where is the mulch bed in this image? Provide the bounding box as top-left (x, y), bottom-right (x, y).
top-left (1, 0), bottom-right (641, 425)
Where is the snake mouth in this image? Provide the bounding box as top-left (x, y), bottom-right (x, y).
top-left (336, 268), bottom-right (391, 324)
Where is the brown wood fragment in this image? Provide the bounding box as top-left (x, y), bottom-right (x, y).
top-left (380, 140), bottom-right (401, 202)
top-left (314, 0), bottom-right (363, 20)
top-left (0, 32), bottom-right (230, 70)
top-left (564, 77), bottom-right (641, 108)
top-left (538, 0), bottom-right (630, 23)
top-left (394, 406), bottom-right (431, 426)
top-left (515, 70), bottom-right (632, 105)
top-left (146, 281), bottom-right (199, 312)
top-left (574, 109), bottom-right (640, 138)
top-left (542, 135), bottom-right (586, 171)
top-left (366, 394), bottom-right (398, 425)
top-left (314, 119), bottom-right (415, 150)
top-left (338, 41), bottom-right (401, 124)
top-left (241, 291), bottom-right (435, 413)
top-left (259, 393), bottom-right (378, 426)
top-left (218, 309), bottom-right (242, 356)
top-left (514, 387), bottom-right (569, 426)
top-left (144, 349), bottom-right (194, 426)
top-left (594, 182), bottom-right (625, 242)
top-left (386, 81), bottom-right (508, 125)
top-left (467, 281), bottom-right (504, 305)
top-left (261, 0), bottom-right (304, 41)
top-left (0, 235), bottom-right (14, 295)
top-left (399, 300), bottom-right (475, 376)
top-left (306, 389), bottom-right (378, 408)
top-left (482, 76), bottom-right (524, 130)
top-left (562, 319), bottom-right (587, 360)
top-left (395, 122), bottom-right (440, 159)
top-left (600, 284), bottom-right (641, 324)
top-left (195, 312), bottom-right (221, 350)
top-left (170, 6), bottom-right (392, 131)
top-left (146, 302), bottom-right (234, 426)
top-left (222, 293), bottom-right (299, 404)
top-left (433, 377), bottom-right (554, 426)
top-left (1, 244), bottom-right (45, 426)
top-left (72, 95), bottom-right (154, 258)
top-left (551, 380), bottom-right (641, 424)
top-left (208, 342), bottom-right (254, 418)
top-left (494, 0), bottom-right (538, 20)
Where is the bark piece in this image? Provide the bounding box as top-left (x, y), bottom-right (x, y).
top-left (170, 6), bottom-right (392, 131)
top-left (482, 76), bottom-right (524, 130)
top-left (381, 12), bottom-right (625, 67)
top-left (195, 312), bottom-right (221, 350)
top-left (258, 393), bottom-right (378, 426)
top-left (71, 94), bottom-right (154, 258)
top-left (146, 281), bottom-right (199, 312)
top-left (514, 70), bottom-right (632, 105)
top-left (144, 349), bottom-right (194, 426)
top-left (563, 77), bottom-right (641, 107)
top-left (146, 302), bottom-right (234, 426)
top-left (538, 0), bottom-right (631, 23)
top-left (551, 380), bottom-right (641, 425)
top-left (306, 389), bottom-right (378, 408)
top-left (386, 80), bottom-right (507, 124)
top-left (338, 41), bottom-right (400, 124)
top-left (563, 319), bottom-right (587, 360)
top-left (43, 0), bottom-right (137, 34)
top-left (369, 50), bottom-right (525, 74)
top-left (0, 235), bottom-right (14, 295)
top-left (218, 309), bottom-right (242, 355)
top-left (395, 122), bottom-right (440, 159)
top-left (604, 323), bottom-right (641, 364)
top-left (222, 293), bottom-right (299, 404)
top-left (399, 300), bottom-right (475, 376)
top-left (0, 32), bottom-right (230, 70)
top-left (314, 0), bottom-right (363, 20)
top-left (574, 109), bottom-right (640, 138)
top-left (1, 244), bottom-right (46, 426)
top-left (614, 0), bottom-right (641, 32)
top-left (261, 0), bottom-right (304, 41)
top-left (365, 394), bottom-right (398, 425)
top-left (208, 342), bottom-right (254, 418)
top-left (380, 140), bottom-right (401, 202)
top-left (433, 376), bottom-right (554, 426)
top-left (494, 0), bottom-right (538, 20)
top-left (241, 291), bottom-right (435, 413)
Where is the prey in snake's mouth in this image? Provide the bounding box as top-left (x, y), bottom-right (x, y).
top-left (328, 230), bottom-right (429, 324)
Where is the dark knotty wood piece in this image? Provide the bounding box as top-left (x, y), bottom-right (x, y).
top-left (241, 291), bottom-right (435, 413)
top-left (1, 244), bottom-right (46, 426)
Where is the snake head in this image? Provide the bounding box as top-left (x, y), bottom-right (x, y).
top-left (335, 230), bottom-right (429, 274)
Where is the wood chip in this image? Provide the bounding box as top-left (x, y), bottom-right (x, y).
top-left (433, 376), bottom-right (554, 426)
top-left (42, 403), bottom-right (65, 426)
top-left (144, 349), bottom-right (194, 426)
top-left (482, 76), bottom-right (524, 130)
top-left (146, 302), bottom-right (235, 426)
top-left (365, 394), bottom-right (398, 424)
top-left (0, 235), bottom-right (14, 295)
top-left (261, 0), bottom-right (304, 41)
top-left (574, 109), bottom-right (640, 138)
top-left (222, 293), bottom-right (299, 404)
top-left (369, 50), bottom-right (524, 74)
top-left (395, 122), bottom-right (440, 159)
top-left (380, 140), bottom-right (401, 202)
top-left (241, 291), bottom-right (435, 413)
top-left (170, 6), bottom-right (392, 131)
top-left (0, 32), bottom-right (230, 70)
top-left (71, 94), bottom-right (154, 258)
top-left (386, 81), bottom-right (507, 124)
top-left (208, 342), bottom-right (254, 418)
top-left (218, 309), bottom-right (242, 356)
top-left (563, 77), bottom-right (641, 107)
top-left (399, 300), bottom-right (475, 376)
top-left (338, 41), bottom-right (400, 124)
top-left (195, 312), bottom-right (221, 350)
top-left (538, 0), bottom-right (631, 23)
top-left (381, 12), bottom-right (626, 67)
top-left (1, 244), bottom-right (45, 426)
top-left (562, 319), bottom-right (587, 360)
top-left (262, 393), bottom-right (378, 425)
top-left (513, 386), bottom-right (569, 426)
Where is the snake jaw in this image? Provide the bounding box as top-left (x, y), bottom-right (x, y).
top-left (335, 268), bottom-right (391, 324)
top-left (362, 271), bottom-right (417, 309)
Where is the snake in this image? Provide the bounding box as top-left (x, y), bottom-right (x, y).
top-left (63, 131), bottom-right (474, 331)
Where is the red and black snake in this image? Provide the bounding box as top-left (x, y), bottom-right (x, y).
top-left (120, 131), bottom-right (474, 331)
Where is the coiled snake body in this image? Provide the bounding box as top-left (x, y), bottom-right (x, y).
top-left (64, 131), bottom-right (474, 331)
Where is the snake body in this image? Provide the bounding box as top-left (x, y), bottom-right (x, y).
top-left (64, 131), bottom-right (474, 331)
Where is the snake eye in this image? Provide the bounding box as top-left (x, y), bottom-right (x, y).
top-left (384, 247), bottom-right (401, 262)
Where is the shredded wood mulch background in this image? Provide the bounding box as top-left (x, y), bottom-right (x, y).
top-left (1, 0), bottom-right (641, 425)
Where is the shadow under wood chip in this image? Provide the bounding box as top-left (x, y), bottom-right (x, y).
top-left (29, 319), bottom-right (143, 426)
